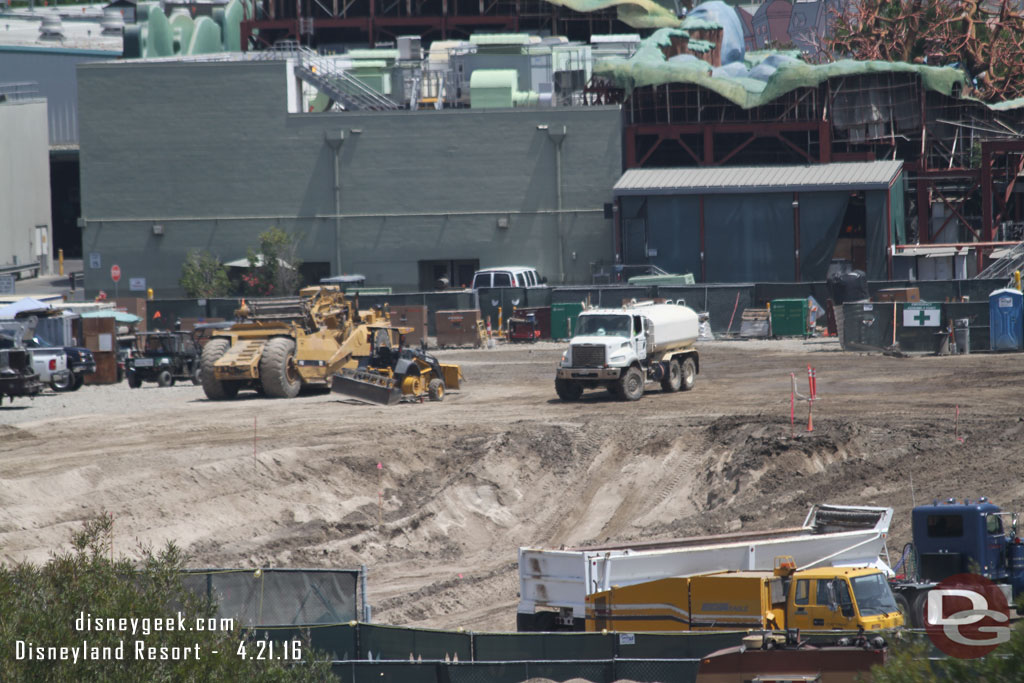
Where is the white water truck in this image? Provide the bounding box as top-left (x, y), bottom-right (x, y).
top-left (555, 300), bottom-right (699, 401)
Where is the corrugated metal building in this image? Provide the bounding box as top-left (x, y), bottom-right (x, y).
top-left (77, 58), bottom-right (622, 296)
top-left (614, 161), bottom-right (904, 282)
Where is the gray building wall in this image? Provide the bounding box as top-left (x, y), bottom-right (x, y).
top-left (77, 59), bottom-right (622, 297)
top-left (0, 98), bottom-right (53, 273)
top-left (0, 47), bottom-right (118, 146)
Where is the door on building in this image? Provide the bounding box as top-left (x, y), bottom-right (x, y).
top-left (418, 259), bottom-right (479, 291)
top-left (834, 192), bottom-right (867, 272)
top-left (623, 219), bottom-right (647, 265)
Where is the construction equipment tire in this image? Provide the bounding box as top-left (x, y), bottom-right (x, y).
top-left (156, 370), bottom-right (174, 388)
top-left (127, 371), bottom-right (142, 389)
top-left (617, 366), bottom-right (644, 401)
top-left (555, 378), bottom-right (584, 401)
top-left (660, 359), bottom-right (682, 392)
top-left (681, 358), bottom-right (697, 391)
top-left (201, 338), bottom-right (239, 400)
top-left (428, 378), bottom-right (445, 401)
top-left (191, 363), bottom-right (202, 385)
top-left (260, 337), bottom-right (301, 399)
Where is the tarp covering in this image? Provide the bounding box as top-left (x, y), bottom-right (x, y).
top-left (0, 298), bottom-right (53, 318)
top-left (595, 32), bottom-right (969, 109)
top-left (543, 0), bottom-right (682, 29)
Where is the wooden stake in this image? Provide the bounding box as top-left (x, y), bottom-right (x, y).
top-left (377, 462), bottom-right (383, 526)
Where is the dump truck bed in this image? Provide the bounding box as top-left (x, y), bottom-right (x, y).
top-left (518, 504), bottom-right (893, 626)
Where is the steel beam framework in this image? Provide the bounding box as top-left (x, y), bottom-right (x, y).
top-left (616, 74), bottom-right (1024, 272)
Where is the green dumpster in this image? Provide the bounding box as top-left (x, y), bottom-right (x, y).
top-left (551, 302), bottom-right (584, 340)
top-left (770, 298), bottom-right (809, 337)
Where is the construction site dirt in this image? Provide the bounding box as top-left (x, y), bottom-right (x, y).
top-left (2, 338), bottom-right (1022, 632)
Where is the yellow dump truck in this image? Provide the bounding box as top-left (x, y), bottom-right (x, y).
top-left (585, 562), bottom-right (903, 633)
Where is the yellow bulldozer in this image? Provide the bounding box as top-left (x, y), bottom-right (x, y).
top-left (201, 286), bottom-right (460, 402)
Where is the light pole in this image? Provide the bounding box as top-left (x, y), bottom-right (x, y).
top-left (324, 130), bottom-right (345, 275)
top-left (541, 124), bottom-right (568, 283)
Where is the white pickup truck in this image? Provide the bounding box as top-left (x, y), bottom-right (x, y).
top-left (555, 301), bottom-right (700, 401)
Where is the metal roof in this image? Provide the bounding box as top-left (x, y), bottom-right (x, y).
top-left (614, 161), bottom-right (904, 196)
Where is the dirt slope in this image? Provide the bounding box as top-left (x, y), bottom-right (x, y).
top-left (2, 339), bottom-right (1022, 631)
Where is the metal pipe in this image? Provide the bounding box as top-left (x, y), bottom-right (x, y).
top-left (87, 207), bottom-right (601, 224)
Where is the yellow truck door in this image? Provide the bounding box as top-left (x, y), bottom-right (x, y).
top-left (787, 578), bottom-right (849, 630)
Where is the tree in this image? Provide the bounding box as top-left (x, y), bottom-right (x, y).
top-left (0, 514), bottom-right (334, 682)
top-left (241, 227), bottom-right (303, 297)
top-left (869, 615), bottom-right (1024, 681)
top-left (179, 249), bottom-right (231, 298)
top-left (825, 0), bottom-right (1024, 102)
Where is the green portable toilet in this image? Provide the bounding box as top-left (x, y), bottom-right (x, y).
top-left (770, 298), bottom-right (809, 337)
top-left (551, 302), bottom-right (584, 340)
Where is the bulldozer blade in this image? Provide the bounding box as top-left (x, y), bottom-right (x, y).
top-left (331, 369), bottom-right (402, 406)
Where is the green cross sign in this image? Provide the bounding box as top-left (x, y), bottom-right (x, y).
top-left (903, 304), bottom-right (940, 327)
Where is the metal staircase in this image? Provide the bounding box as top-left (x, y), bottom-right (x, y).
top-left (975, 241), bottom-right (1024, 281)
top-left (253, 41), bottom-right (401, 111)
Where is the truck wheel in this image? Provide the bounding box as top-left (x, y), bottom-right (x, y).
top-left (660, 359), bottom-right (682, 392)
top-left (127, 371), bottom-right (142, 389)
top-left (680, 358), bottom-right (697, 391)
top-left (70, 373), bottom-right (85, 391)
top-left (428, 378), bottom-right (445, 401)
top-left (201, 338), bottom-right (239, 400)
top-left (894, 593), bottom-right (911, 626)
top-left (51, 373), bottom-right (74, 392)
top-left (555, 378), bottom-right (583, 401)
top-left (617, 366), bottom-right (645, 401)
top-left (156, 370), bottom-right (174, 388)
top-left (910, 591), bottom-right (928, 629)
top-left (260, 337), bottom-right (301, 399)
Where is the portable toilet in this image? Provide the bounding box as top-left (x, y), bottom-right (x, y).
top-left (989, 288), bottom-right (1023, 351)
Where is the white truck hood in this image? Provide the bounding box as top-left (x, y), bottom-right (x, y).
top-left (569, 335), bottom-right (630, 347)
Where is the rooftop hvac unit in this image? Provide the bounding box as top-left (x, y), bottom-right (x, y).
top-left (101, 8), bottom-right (125, 34)
top-left (397, 36), bottom-right (422, 61)
top-left (39, 13), bottom-right (64, 39)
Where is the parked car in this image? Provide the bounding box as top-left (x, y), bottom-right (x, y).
top-left (126, 331), bottom-right (202, 388)
top-left (471, 266), bottom-right (547, 289)
top-left (24, 334), bottom-right (96, 391)
top-left (0, 323), bottom-right (44, 404)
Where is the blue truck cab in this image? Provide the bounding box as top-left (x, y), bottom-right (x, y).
top-left (892, 497), bottom-right (1023, 627)
top-left (912, 499), bottom-right (1022, 589)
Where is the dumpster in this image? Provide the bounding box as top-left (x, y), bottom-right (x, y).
top-left (551, 302), bottom-right (584, 341)
top-left (769, 299), bottom-right (809, 337)
top-left (989, 288), bottom-right (1023, 351)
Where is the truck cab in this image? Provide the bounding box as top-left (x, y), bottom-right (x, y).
top-left (911, 500), bottom-right (1015, 585)
top-left (785, 567), bottom-right (902, 632)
